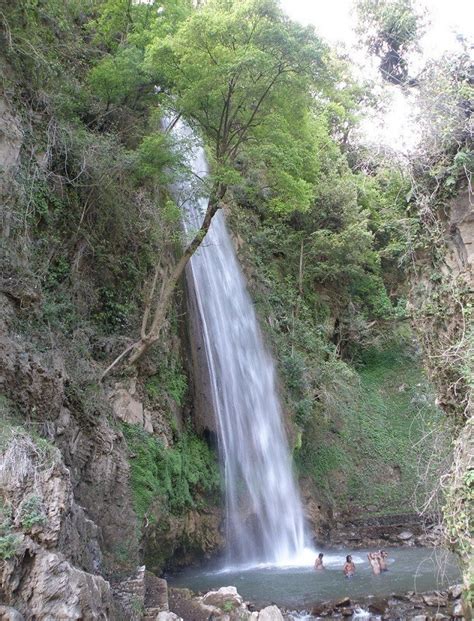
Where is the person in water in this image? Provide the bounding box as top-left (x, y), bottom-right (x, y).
top-left (378, 550), bottom-right (388, 572)
top-left (343, 555), bottom-right (355, 578)
top-left (314, 552), bottom-right (324, 570)
top-left (368, 552), bottom-right (381, 575)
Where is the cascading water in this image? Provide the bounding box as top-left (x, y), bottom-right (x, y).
top-left (169, 118), bottom-right (308, 566)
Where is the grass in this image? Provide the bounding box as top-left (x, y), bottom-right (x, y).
top-left (295, 345), bottom-right (447, 515)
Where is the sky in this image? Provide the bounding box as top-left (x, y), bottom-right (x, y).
top-left (279, 0), bottom-right (474, 151)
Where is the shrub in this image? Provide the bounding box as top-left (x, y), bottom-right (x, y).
top-left (0, 534), bottom-right (22, 560)
top-left (19, 495), bottom-right (47, 531)
top-left (122, 423), bottom-right (220, 519)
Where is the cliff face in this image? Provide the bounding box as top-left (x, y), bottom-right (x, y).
top-left (445, 187), bottom-right (474, 275)
top-left (0, 73), bottom-right (223, 617)
top-left (409, 182), bottom-right (473, 605)
top-left (409, 186), bottom-right (473, 418)
top-left (0, 426), bottom-right (115, 619)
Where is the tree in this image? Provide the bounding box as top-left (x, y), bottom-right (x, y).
top-left (103, 0), bottom-right (329, 374)
top-left (356, 0), bottom-right (425, 85)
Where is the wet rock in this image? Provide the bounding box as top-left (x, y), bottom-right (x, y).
top-left (398, 531), bottom-right (414, 541)
top-left (340, 607), bottom-right (354, 616)
top-left (449, 584), bottom-right (463, 600)
top-left (368, 599), bottom-right (388, 615)
top-left (144, 507), bottom-right (224, 574)
top-left (257, 605), bottom-right (285, 621)
top-left (0, 607), bottom-right (25, 621)
top-left (407, 594), bottom-right (425, 606)
top-left (452, 601), bottom-right (464, 617)
top-left (335, 597), bottom-right (351, 607)
top-left (422, 593), bottom-right (447, 607)
top-left (311, 602), bottom-right (333, 616)
top-left (201, 586), bottom-right (243, 610)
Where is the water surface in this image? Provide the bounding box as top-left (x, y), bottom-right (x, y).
top-left (168, 547), bottom-right (460, 608)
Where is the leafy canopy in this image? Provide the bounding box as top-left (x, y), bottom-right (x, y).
top-left (145, 0), bottom-right (330, 211)
top-left (356, 0), bottom-right (425, 84)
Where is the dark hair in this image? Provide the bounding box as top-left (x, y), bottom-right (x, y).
top-left (346, 555), bottom-right (352, 562)
top-left (319, 553), bottom-right (324, 558)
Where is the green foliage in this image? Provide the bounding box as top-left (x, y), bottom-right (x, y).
top-left (295, 344), bottom-right (446, 512)
top-left (91, 0), bottom-right (192, 50)
top-left (0, 501), bottom-right (13, 536)
top-left (356, 0), bottom-right (425, 83)
top-left (146, 0), bottom-right (333, 212)
top-left (221, 601), bottom-right (236, 613)
top-left (146, 362), bottom-right (188, 407)
top-left (134, 133), bottom-right (177, 183)
top-left (19, 496), bottom-right (47, 531)
top-left (122, 423), bottom-right (220, 519)
top-left (0, 534), bottom-right (22, 561)
top-left (1, 0), bottom-right (463, 578)
top-left (88, 46), bottom-right (146, 107)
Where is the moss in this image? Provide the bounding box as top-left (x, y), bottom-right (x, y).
top-left (122, 423), bottom-right (221, 520)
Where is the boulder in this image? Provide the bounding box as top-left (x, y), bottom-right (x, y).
top-left (1, 544), bottom-right (114, 619)
top-left (340, 607), bottom-right (354, 617)
top-left (201, 586), bottom-right (243, 610)
top-left (109, 379), bottom-right (153, 433)
top-left (368, 599), bottom-right (388, 615)
top-left (0, 607), bottom-right (25, 621)
top-left (157, 613), bottom-right (183, 621)
top-left (448, 584), bottom-right (463, 600)
top-left (257, 605), bottom-right (285, 621)
top-left (398, 531), bottom-right (414, 541)
top-left (452, 601), bottom-right (464, 617)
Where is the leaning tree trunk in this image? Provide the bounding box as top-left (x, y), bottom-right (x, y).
top-left (101, 183), bottom-right (226, 379)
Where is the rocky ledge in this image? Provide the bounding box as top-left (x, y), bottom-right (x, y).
top-left (328, 513), bottom-right (441, 549)
top-left (302, 584), bottom-right (465, 620)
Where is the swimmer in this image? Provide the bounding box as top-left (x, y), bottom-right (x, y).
top-left (314, 552), bottom-right (324, 570)
top-left (343, 554), bottom-right (355, 578)
top-left (368, 552), bottom-right (381, 575)
top-left (378, 550), bottom-right (388, 572)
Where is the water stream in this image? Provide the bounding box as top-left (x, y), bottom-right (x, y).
top-left (169, 118), bottom-right (307, 566)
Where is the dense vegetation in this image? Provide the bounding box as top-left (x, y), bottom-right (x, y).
top-left (0, 0), bottom-right (471, 607)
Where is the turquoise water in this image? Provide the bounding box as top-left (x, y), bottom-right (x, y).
top-left (168, 547), bottom-right (460, 608)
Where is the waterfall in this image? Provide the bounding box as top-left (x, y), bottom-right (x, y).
top-left (170, 118), bottom-right (308, 566)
